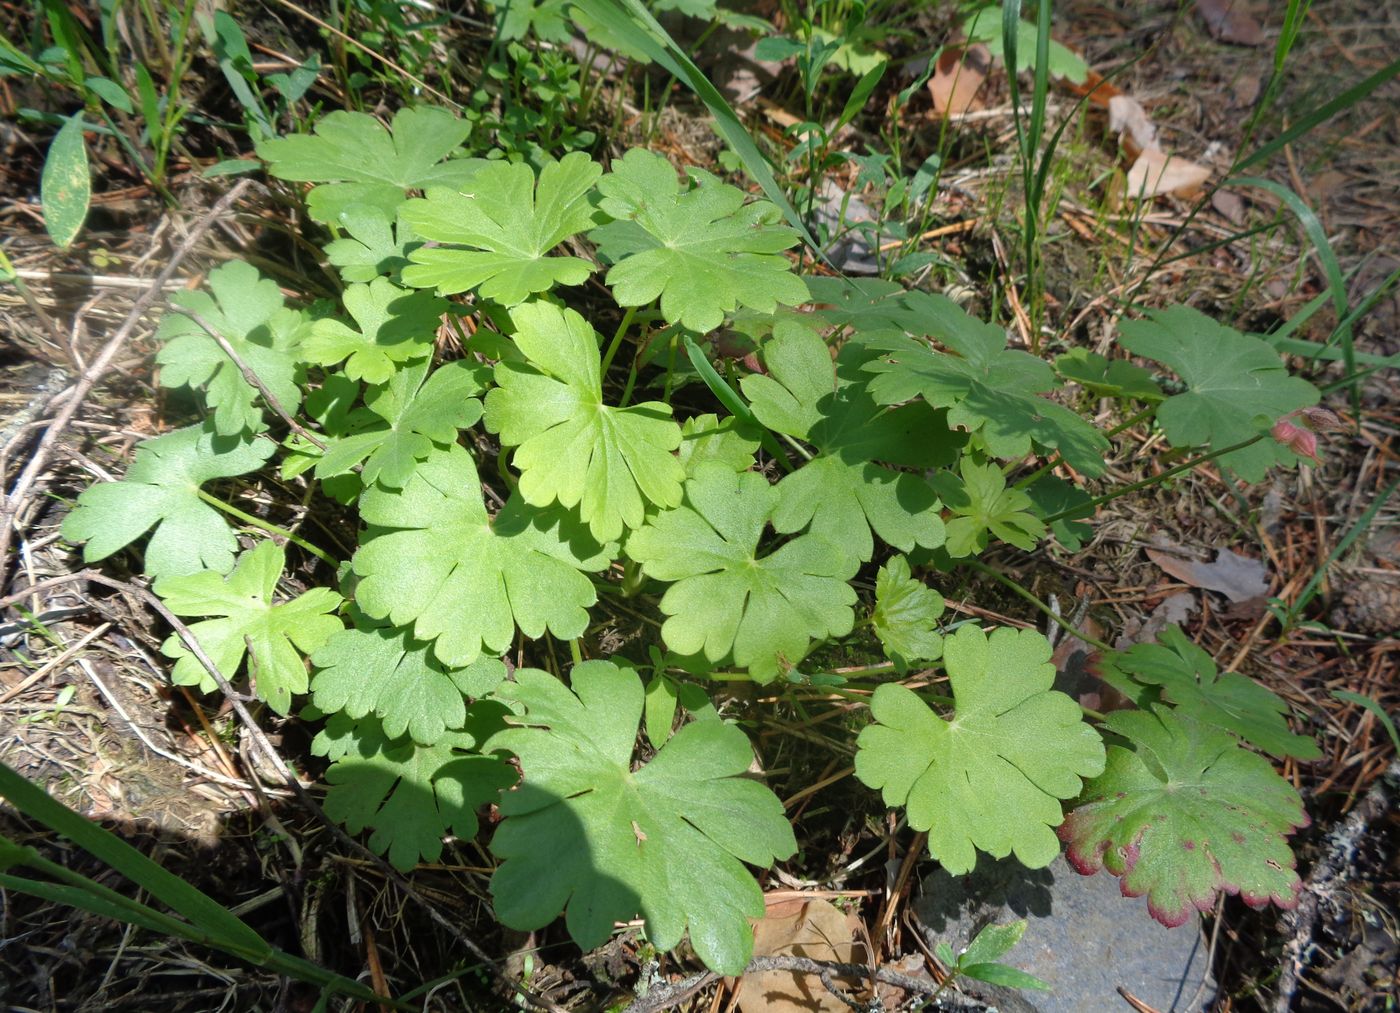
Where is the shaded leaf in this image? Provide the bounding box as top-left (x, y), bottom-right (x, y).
top-left (872, 555), bottom-right (944, 670)
top-left (302, 277), bottom-right (446, 384)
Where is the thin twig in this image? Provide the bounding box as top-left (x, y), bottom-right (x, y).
top-left (0, 181), bottom-right (253, 590)
top-left (166, 305), bottom-right (327, 450)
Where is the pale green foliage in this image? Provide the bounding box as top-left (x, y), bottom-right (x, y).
top-left (255, 106), bottom-right (480, 222)
top-left (62, 423), bottom-right (274, 580)
top-left (318, 713), bottom-right (515, 871)
top-left (591, 149), bottom-right (809, 331)
top-left (856, 625), bottom-right (1105, 873)
top-left (302, 277), bottom-right (445, 384)
top-left (872, 555), bottom-right (944, 669)
top-left (312, 619), bottom-right (506, 745)
top-left (488, 662), bottom-right (797, 975)
top-left (937, 459), bottom-right (1046, 557)
top-left (311, 359), bottom-right (486, 489)
top-left (155, 260), bottom-right (306, 436)
top-left (352, 445), bottom-right (610, 667)
top-left (862, 294), bottom-right (1109, 475)
top-left (1114, 625), bottom-right (1320, 760)
top-left (323, 204), bottom-right (421, 282)
top-left (676, 414), bottom-right (759, 475)
top-left (154, 541), bottom-right (343, 715)
top-left (961, 8), bottom-right (1089, 83)
top-left (1062, 706), bottom-right (1306, 927)
top-left (940, 919), bottom-right (1051, 992)
top-left (401, 152), bottom-right (600, 304)
top-left (1119, 306), bottom-right (1319, 481)
top-left (742, 321), bottom-right (959, 562)
top-left (627, 464), bottom-right (858, 682)
top-left (485, 301), bottom-right (684, 541)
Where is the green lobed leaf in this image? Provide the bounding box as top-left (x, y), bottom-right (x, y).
top-left (352, 444), bottom-right (610, 667)
top-left (313, 358), bottom-right (487, 489)
top-left (1115, 625), bottom-right (1320, 760)
top-left (61, 423), bottom-right (275, 580)
top-left (1061, 706), bottom-right (1307, 927)
top-left (319, 714), bottom-right (515, 871)
top-left (626, 463), bottom-right (858, 683)
top-left (855, 625), bottom-right (1105, 873)
top-left (401, 152), bottom-right (601, 305)
top-left (155, 260), bottom-right (307, 436)
top-left (862, 294), bottom-right (1108, 475)
top-left (676, 413), bottom-right (760, 476)
top-left (302, 277), bottom-right (446, 384)
top-left (741, 321), bottom-right (961, 562)
top-left (591, 149), bottom-right (809, 332)
top-left (1118, 306), bottom-right (1319, 482)
top-left (1024, 474), bottom-right (1094, 552)
top-left (154, 541), bottom-right (343, 715)
top-left (936, 459), bottom-right (1046, 557)
top-left (311, 617), bottom-right (506, 746)
top-left (962, 8), bottom-right (1088, 83)
top-left (485, 301), bottom-right (684, 541)
top-left (1054, 348), bottom-right (1162, 401)
top-left (255, 106), bottom-right (482, 224)
top-left (872, 555), bottom-right (944, 670)
top-left (323, 204), bottom-right (422, 283)
top-left (487, 661), bottom-right (797, 975)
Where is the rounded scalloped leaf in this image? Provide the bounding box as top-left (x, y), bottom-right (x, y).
top-left (1060, 706), bottom-right (1307, 927)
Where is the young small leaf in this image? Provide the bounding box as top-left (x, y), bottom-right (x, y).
top-left (626, 464), bottom-right (858, 682)
top-left (320, 714), bottom-right (515, 870)
top-left (1054, 348), bottom-right (1162, 401)
top-left (485, 301), bottom-right (684, 541)
top-left (937, 459), bottom-right (1046, 557)
top-left (856, 625), bottom-right (1105, 873)
top-left (312, 618), bottom-right (506, 746)
top-left (255, 106), bottom-right (481, 223)
top-left (488, 661), bottom-right (797, 975)
top-left (352, 444), bottom-right (610, 667)
top-left (41, 114), bottom-right (90, 249)
top-left (323, 204), bottom-right (421, 282)
top-left (401, 152), bottom-right (601, 305)
top-left (1119, 306), bottom-right (1319, 481)
top-left (155, 260), bottom-right (307, 436)
top-left (302, 277), bottom-right (446, 384)
top-left (742, 321), bottom-right (961, 561)
top-left (61, 423), bottom-right (275, 580)
top-left (677, 413), bottom-right (760, 476)
top-left (1115, 625), bottom-right (1320, 759)
top-left (959, 919), bottom-right (1026, 965)
top-left (154, 541), bottom-right (343, 714)
top-left (872, 555), bottom-right (944, 669)
top-left (1061, 706), bottom-right (1307, 927)
top-left (862, 294), bottom-right (1108, 474)
top-left (590, 149), bottom-right (809, 332)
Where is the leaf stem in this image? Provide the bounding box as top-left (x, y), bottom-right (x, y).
top-left (600, 305), bottom-right (638, 377)
top-left (962, 559), bottom-right (1113, 655)
top-left (196, 489), bottom-right (337, 568)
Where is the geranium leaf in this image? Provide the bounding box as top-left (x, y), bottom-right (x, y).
top-left (1118, 306), bottom-right (1319, 481)
top-left (255, 106), bottom-right (482, 224)
top-left (155, 260), bottom-right (307, 436)
top-left (936, 459), bottom-right (1046, 557)
top-left (962, 8), bottom-right (1088, 83)
top-left (1115, 626), bottom-right (1320, 760)
top-left (861, 293), bottom-right (1108, 475)
top-left (1024, 474), bottom-right (1094, 552)
top-left (484, 301), bottom-right (684, 541)
top-left (677, 413), bottom-right (760, 476)
top-left (323, 204), bottom-right (421, 283)
top-left (314, 358), bottom-right (486, 489)
top-left (311, 617), bottom-right (506, 746)
top-left (872, 555), bottom-right (944, 670)
top-left (487, 661), bottom-right (797, 975)
top-left (401, 152), bottom-right (601, 305)
top-left (318, 713), bottom-right (514, 871)
top-left (590, 149), bottom-right (809, 332)
top-left (855, 625), bottom-right (1105, 873)
top-left (741, 321), bottom-right (960, 561)
top-left (1054, 348), bottom-right (1162, 401)
top-left (61, 422), bottom-right (275, 580)
top-left (154, 541), bottom-right (343, 715)
top-left (627, 464), bottom-right (858, 682)
top-left (1061, 706), bottom-right (1307, 927)
top-left (302, 277), bottom-right (446, 384)
top-left (352, 444), bottom-right (611, 667)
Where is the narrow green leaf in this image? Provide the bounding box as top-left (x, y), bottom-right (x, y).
top-left (1331, 690), bottom-right (1399, 753)
top-left (40, 115), bottom-right (90, 248)
top-left (84, 75), bottom-right (133, 112)
top-left (960, 962), bottom-right (1052, 991)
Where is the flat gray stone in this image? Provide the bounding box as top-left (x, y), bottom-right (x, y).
top-left (913, 855), bottom-right (1215, 1012)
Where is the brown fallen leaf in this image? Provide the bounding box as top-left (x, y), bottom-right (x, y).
top-left (736, 897), bottom-right (863, 1013)
top-left (1212, 189), bottom-right (1246, 224)
top-left (1125, 148), bottom-right (1212, 199)
top-left (927, 44), bottom-right (989, 118)
top-left (1108, 94), bottom-right (1158, 159)
top-left (1195, 0), bottom-right (1266, 46)
top-left (1115, 591), bottom-right (1198, 650)
top-left (1062, 68), bottom-right (1122, 108)
top-left (1146, 545), bottom-right (1269, 603)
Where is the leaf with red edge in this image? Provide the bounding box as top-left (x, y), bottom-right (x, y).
top-left (1061, 706), bottom-right (1307, 927)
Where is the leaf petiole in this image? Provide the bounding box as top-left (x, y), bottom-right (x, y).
top-left (195, 489), bottom-right (337, 568)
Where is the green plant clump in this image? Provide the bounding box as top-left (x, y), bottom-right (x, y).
top-left (61, 104), bottom-right (1322, 977)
